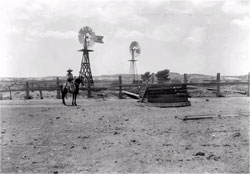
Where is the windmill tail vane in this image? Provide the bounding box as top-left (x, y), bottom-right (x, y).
top-left (93, 35), bottom-right (104, 43)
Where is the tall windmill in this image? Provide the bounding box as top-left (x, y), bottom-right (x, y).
top-left (129, 41), bottom-right (141, 83)
top-left (78, 26), bottom-right (103, 84)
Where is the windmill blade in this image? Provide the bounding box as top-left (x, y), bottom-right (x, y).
top-left (78, 33), bottom-right (84, 44)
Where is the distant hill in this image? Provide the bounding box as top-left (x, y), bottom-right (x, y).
top-left (0, 73), bottom-right (248, 83)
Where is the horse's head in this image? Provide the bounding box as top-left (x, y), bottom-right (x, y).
top-left (75, 77), bottom-right (84, 86)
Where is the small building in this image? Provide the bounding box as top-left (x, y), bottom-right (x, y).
top-left (141, 84), bottom-right (191, 107)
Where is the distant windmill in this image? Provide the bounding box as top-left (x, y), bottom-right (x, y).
top-left (78, 26), bottom-right (104, 84)
top-left (129, 41), bottom-right (141, 83)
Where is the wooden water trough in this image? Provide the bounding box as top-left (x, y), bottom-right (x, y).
top-left (141, 84), bottom-right (191, 107)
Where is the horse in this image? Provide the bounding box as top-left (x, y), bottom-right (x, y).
top-left (61, 77), bottom-right (83, 106)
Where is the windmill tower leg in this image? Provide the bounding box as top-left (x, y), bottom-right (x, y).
top-left (134, 61), bottom-right (138, 81)
top-left (129, 61), bottom-right (134, 81)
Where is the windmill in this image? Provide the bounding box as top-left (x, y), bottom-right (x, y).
top-left (78, 26), bottom-right (104, 84)
top-left (129, 41), bottom-right (141, 83)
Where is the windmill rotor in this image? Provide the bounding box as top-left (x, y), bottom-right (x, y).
top-left (129, 41), bottom-right (141, 57)
top-left (78, 26), bottom-right (96, 48)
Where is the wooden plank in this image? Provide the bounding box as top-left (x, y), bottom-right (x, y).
top-left (181, 82), bottom-right (248, 86)
top-left (0, 86), bottom-right (109, 93)
top-left (148, 86), bottom-right (187, 90)
top-left (148, 87), bottom-right (187, 91)
top-left (146, 101), bottom-right (191, 108)
top-left (148, 94), bottom-right (188, 98)
top-left (148, 97), bottom-right (188, 103)
top-left (176, 113), bottom-right (250, 121)
top-left (147, 90), bottom-right (187, 95)
top-left (148, 98), bottom-right (188, 102)
top-left (188, 85), bottom-right (246, 94)
top-left (183, 116), bottom-right (214, 121)
top-left (122, 90), bottom-right (140, 99)
top-left (148, 84), bottom-right (187, 88)
top-left (148, 98), bottom-right (188, 103)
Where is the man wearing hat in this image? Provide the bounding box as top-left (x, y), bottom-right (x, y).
top-left (66, 68), bottom-right (74, 91)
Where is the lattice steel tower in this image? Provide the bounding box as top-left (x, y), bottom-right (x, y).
top-left (78, 43), bottom-right (94, 84)
top-left (129, 41), bottom-right (141, 82)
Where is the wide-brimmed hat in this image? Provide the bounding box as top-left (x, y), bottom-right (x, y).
top-left (67, 68), bottom-right (73, 73)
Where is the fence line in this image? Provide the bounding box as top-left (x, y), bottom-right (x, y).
top-left (0, 72), bottom-right (249, 100)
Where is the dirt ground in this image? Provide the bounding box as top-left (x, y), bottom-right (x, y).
top-left (0, 97), bottom-right (249, 173)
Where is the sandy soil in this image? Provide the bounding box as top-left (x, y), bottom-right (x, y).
top-left (0, 97), bottom-right (249, 173)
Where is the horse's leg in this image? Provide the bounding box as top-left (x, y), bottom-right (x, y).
top-left (62, 88), bottom-right (66, 105)
top-left (74, 88), bottom-right (79, 106)
top-left (72, 93), bottom-right (75, 106)
top-left (74, 93), bottom-right (77, 106)
top-left (61, 89), bottom-right (65, 104)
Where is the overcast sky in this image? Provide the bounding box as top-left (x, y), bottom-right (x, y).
top-left (0, 0), bottom-right (249, 77)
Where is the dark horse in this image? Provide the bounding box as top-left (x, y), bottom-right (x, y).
top-left (61, 77), bottom-right (83, 106)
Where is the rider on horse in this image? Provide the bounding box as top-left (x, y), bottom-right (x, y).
top-left (66, 68), bottom-right (74, 92)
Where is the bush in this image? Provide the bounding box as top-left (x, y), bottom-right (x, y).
top-left (141, 72), bottom-right (152, 82)
top-left (155, 69), bottom-right (170, 83)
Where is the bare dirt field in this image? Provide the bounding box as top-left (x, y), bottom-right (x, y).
top-left (1, 97), bottom-right (249, 173)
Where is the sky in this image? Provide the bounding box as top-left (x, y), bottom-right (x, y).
top-left (0, 0), bottom-right (249, 77)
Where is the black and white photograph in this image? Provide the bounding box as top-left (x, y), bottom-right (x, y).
top-left (0, 0), bottom-right (249, 173)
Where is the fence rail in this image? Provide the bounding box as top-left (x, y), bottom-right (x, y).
top-left (0, 73), bottom-right (249, 100)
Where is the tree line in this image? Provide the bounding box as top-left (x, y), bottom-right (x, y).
top-left (141, 69), bottom-right (170, 84)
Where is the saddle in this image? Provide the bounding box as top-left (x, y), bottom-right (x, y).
top-left (65, 82), bottom-right (75, 93)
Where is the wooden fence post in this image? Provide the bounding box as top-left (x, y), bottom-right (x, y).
top-left (248, 72), bottom-right (250, 97)
top-left (119, 75), bottom-right (122, 99)
top-left (39, 85), bottom-right (43, 99)
top-left (56, 77), bottom-right (61, 99)
top-left (216, 73), bottom-right (221, 97)
top-left (87, 79), bottom-right (91, 98)
top-left (184, 73), bottom-right (188, 84)
top-left (8, 86), bottom-right (12, 100)
top-left (31, 83), bottom-right (34, 92)
top-left (25, 82), bottom-right (30, 99)
top-left (151, 73), bottom-right (155, 84)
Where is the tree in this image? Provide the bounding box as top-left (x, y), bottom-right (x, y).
top-left (155, 69), bottom-right (170, 83)
top-left (141, 72), bottom-right (152, 82)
